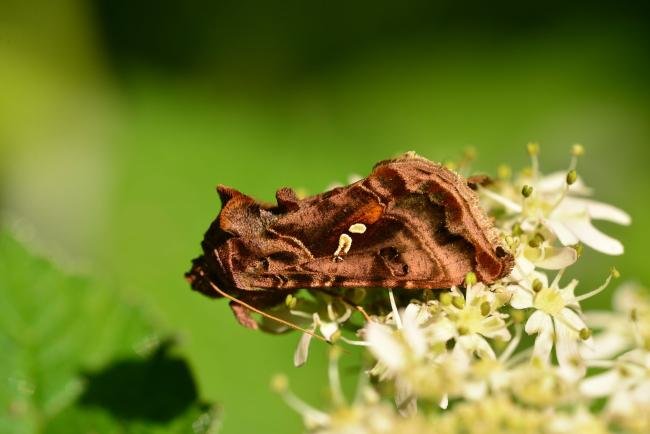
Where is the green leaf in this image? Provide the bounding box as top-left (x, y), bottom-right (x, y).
top-left (0, 232), bottom-right (220, 433)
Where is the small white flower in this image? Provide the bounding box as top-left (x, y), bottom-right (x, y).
top-left (508, 271), bottom-right (593, 379)
top-left (459, 326), bottom-right (523, 400)
top-left (580, 348), bottom-right (650, 432)
top-left (364, 302), bottom-right (463, 407)
top-left (430, 395), bottom-right (547, 433)
top-left (546, 407), bottom-right (610, 434)
top-left (365, 303), bottom-right (429, 375)
top-left (437, 283), bottom-right (511, 359)
top-left (293, 302), bottom-right (352, 367)
top-left (276, 348), bottom-right (438, 434)
top-left (509, 359), bottom-right (575, 407)
top-left (274, 146), bottom-right (637, 434)
top-left (482, 169), bottom-right (630, 256)
top-left (543, 194), bottom-right (631, 256)
top-left (508, 233), bottom-right (578, 284)
top-left (582, 282), bottom-right (650, 360)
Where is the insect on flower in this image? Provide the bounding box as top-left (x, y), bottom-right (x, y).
top-left (185, 152), bottom-right (514, 332)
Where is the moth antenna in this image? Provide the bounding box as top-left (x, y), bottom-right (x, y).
top-left (208, 281), bottom-right (329, 343)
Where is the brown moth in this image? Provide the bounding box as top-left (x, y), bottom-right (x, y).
top-left (185, 152), bottom-right (514, 329)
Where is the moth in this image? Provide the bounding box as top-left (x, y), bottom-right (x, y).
top-left (186, 152), bottom-right (513, 330)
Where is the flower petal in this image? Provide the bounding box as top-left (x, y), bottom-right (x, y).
top-left (581, 330), bottom-right (631, 360)
top-left (294, 331), bottom-right (313, 367)
top-left (561, 307), bottom-right (587, 330)
top-left (562, 197), bottom-right (631, 225)
top-left (395, 377), bottom-right (417, 416)
top-left (537, 171), bottom-right (592, 195)
top-left (555, 309), bottom-right (586, 380)
top-left (533, 331), bottom-right (554, 364)
top-left (535, 246), bottom-right (577, 270)
top-left (542, 218), bottom-right (580, 246)
top-left (401, 306), bottom-right (427, 358)
top-left (428, 317), bottom-right (457, 344)
top-left (463, 380), bottom-right (488, 401)
top-left (613, 282), bottom-right (646, 312)
top-left (526, 311), bottom-right (554, 363)
top-left (465, 283), bottom-right (486, 305)
top-left (509, 285), bottom-right (533, 309)
top-left (481, 319), bottom-right (512, 341)
top-left (580, 369), bottom-right (620, 397)
top-left (472, 335), bottom-right (497, 360)
top-left (319, 321), bottom-right (339, 341)
top-left (562, 216), bottom-right (624, 255)
top-left (480, 188), bottom-right (523, 213)
top-left (511, 256), bottom-right (535, 282)
top-left (365, 323), bottom-right (406, 371)
top-left (526, 310), bottom-right (552, 334)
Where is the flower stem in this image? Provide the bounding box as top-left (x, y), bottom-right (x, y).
top-left (575, 273), bottom-right (614, 302)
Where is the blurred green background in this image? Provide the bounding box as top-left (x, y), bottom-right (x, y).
top-left (1, 1), bottom-right (649, 432)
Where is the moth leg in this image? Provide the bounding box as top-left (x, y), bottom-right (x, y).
top-left (229, 302), bottom-right (259, 329)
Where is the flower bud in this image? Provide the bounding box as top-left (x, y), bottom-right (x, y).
top-left (521, 185), bottom-right (534, 198)
top-left (440, 292), bottom-right (453, 306)
top-left (271, 374), bottom-right (289, 392)
top-left (528, 233), bottom-right (544, 248)
top-left (527, 142), bottom-right (540, 156)
top-left (532, 279), bottom-right (543, 293)
top-left (571, 144), bottom-right (585, 156)
top-left (480, 301), bottom-right (491, 316)
top-left (572, 243), bottom-right (584, 257)
top-left (285, 294), bottom-right (297, 309)
top-left (566, 170), bottom-right (578, 185)
top-left (464, 272), bottom-right (477, 287)
top-left (497, 164), bottom-right (512, 180)
top-left (511, 309), bottom-right (525, 324)
top-left (610, 267), bottom-right (621, 279)
top-left (452, 296), bottom-right (466, 309)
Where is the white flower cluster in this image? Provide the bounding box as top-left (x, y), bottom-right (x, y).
top-left (272, 146), bottom-right (650, 434)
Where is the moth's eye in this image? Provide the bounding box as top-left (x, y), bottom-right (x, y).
top-left (495, 246), bottom-right (508, 258)
top-left (379, 246), bottom-right (400, 261)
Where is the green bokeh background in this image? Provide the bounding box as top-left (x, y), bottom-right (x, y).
top-left (1, 1), bottom-right (649, 432)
